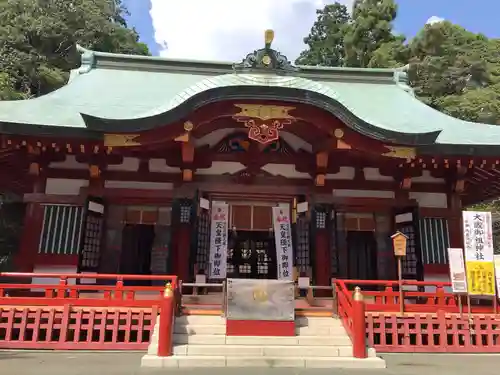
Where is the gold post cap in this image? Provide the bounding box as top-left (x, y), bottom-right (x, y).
top-left (353, 286), bottom-right (363, 302)
top-left (164, 282), bottom-right (174, 297)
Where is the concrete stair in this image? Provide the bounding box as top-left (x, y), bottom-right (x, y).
top-left (142, 315), bottom-right (385, 368)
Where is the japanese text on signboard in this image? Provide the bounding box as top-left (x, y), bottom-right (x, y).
top-left (272, 207), bottom-right (293, 280)
top-left (208, 203), bottom-right (228, 279)
top-left (463, 211), bottom-right (495, 296)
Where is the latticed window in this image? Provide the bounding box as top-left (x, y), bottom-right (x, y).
top-left (39, 205), bottom-right (84, 255)
top-left (180, 204), bottom-right (191, 224)
top-left (195, 209), bottom-right (210, 272)
top-left (330, 210), bottom-right (339, 276)
top-left (255, 240), bottom-right (270, 276)
top-left (295, 215), bottom-right (310, 273)
top-left (419, 218), bottom-right (450, 264)
top-left (400, 225), bottom-right (418, 278)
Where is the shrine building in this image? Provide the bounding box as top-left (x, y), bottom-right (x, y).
top-left (1, 31), bottom-right (500, 287)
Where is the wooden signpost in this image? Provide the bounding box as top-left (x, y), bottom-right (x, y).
top-left (391, 231), bottom-right (408, 315)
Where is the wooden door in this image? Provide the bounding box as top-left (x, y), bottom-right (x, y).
top-left (346, 231), bottom-right (377, 281)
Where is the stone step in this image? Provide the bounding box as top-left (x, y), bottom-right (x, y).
top-left (173, 324), bottom-right (226, 335)
top-left (173, 334), bottom-right (227, 345)
top-left (172, 344), bottom-right (359, 357)
top-left (175, 315), bottom-right (225, 325)
top-left (296, 326), bottom-right (347, 336)
top-left (173, 334), bottom-right (352, 346)
top-left (142, 355), bottom-right (386, 368)
top-left (295, 317), bottom-right (344, 327)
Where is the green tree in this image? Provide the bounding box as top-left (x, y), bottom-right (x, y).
top-left (0, 0), bottom-right (149, 99)
top-left (343, 0), bottom-right (399, 68)
top-left (407, 22), bottom-right (491, 110)
top-left (295, 3), bottom-right (350, 67)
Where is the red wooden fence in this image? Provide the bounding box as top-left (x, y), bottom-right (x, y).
top-left (333, 279), bottom-right (500, 353)
top-left (0, 305), bottom-right (158, 350)
top-left (0, 273), bottom-right (178, 350)
top-left (0, 272), bottom-right (178, 308)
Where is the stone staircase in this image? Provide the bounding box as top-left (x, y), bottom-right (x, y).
top-left (142, 315), bottom-right (385, 368)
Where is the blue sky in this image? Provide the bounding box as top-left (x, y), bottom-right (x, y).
top-left (123, 0), bottom-right (499, 60)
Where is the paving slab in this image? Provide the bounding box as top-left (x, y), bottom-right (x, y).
top-left (3, 351), bottom-right (500, 375)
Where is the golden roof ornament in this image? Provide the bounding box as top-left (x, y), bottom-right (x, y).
top-left (264, 29), bottom-right (274, 49)
top-left (232, 29), bottom-right (299, 73)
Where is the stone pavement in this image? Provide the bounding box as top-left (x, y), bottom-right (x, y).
top-left (2, 351), bottom-right (500, 375)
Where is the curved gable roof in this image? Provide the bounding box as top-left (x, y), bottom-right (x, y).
top-left (0, 46), bottom-right (499, 151)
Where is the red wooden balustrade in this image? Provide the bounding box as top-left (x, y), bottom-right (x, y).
top-left (333, 279), bottom-right (500, 353)
top-left (336, 279), bottom-right (499, 314)
top-left (0, 272), bottom-right (178, 308)
top-left (0, 273), bottom-right (179, 351)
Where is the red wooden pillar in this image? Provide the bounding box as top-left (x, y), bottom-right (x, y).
top-left (16, 170), bottom-right (46, 272)
top-left (313, 205), bottom-right (331, 296)
top-left (447, 192), bottom-right (463, 249)
top-left (171, 199), bottom-right (194, 283)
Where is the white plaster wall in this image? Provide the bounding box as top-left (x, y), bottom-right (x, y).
top-left (333, 189), bottom-right (395, 199)
top-left (326, 167), bottom-right (355, 180)
top-left (363, 168), bottom-right (393, 181)
top-left (107, 157), bottom-right (139, 171)
top-left (104, 181), bottom-right (173, 190)
top-left (279, 131), bottom-right (312, 152)
top-left (412, 170), bottom-right (445, 184)
top-left (196, 161), bottom-right (246, 175)
top-left (48, 155), bottom-right (87, 170)
top-left (148, 159), bottom-right (182, 173)
top-left (424, 273), bottom-right (452, 293)
top-left (409, 192), bottom-right (447, 208)
top-left (261, 164), bottom-right (310, 179)
top-left (194, 128), bottom-right (234, 148)
top-left (31, 265), bottom-right (77, 291)
top-left (45, 178), bottom-right (89, 195)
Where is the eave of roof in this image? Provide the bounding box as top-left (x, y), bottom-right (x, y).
top-left (0, 45), bottom-right (500, 154)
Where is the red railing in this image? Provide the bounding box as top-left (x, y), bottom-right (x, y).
top-left (0, 305), bottom-right (158, 350)
top-left (333, 279), bottom-right (500, 353)
top-left (0, 272), bottom-right (179, 351)
top-left (337, 279), bottom-right (499, 314)
top-left (0, 272), bottom-right (178, 308)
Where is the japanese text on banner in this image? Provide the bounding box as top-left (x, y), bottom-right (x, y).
top-left (463, 211), bottom-right (494, 262)
top-left (466, 261), bottom-right (495, 296)
top-left (272, 207), bottom-right (293, 281)
top-left (208, 203), bottom-right (228, 279)
top-left (462, 211), bottom-right (495, 296)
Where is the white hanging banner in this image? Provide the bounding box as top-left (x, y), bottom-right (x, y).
top-left (208, 202), bottom-right (228, 279)
top-left (272, 206), bottom-right (294, 280)
top-left (447, 248), bottom-right (467, 294)
top-left (462, 211), bottom-right (495, 296)
top-left (463, 211), bottom-right (494, 262)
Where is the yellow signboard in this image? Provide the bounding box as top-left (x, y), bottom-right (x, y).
top-left (466, 261), bottom-right (495, 296)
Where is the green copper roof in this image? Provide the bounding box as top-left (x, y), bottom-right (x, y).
top-left (0, 44), bottom-right (499, 151)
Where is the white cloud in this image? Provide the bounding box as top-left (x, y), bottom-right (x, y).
top-left (426, 16), bottom-right (445, 25)
top-left (150, 0), bottom-right (354, 62)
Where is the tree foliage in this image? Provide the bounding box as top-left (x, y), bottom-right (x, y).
top-left (0, 0), bottom-right (149, 99)
top-left (296, 1), bottom-right (500, 125)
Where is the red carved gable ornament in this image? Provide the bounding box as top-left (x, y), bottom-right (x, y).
top-left (232, 104), bottom-right (295, 145)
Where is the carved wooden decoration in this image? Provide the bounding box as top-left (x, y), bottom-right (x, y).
top-left (89, 165), bottom-right (100, 179)
top-left (183, 169), bottom-right (193, 182)
top-left (104, 134), bottom-right (140, 147)
top-left (233, 104), bottom-right (295, 145)
top-left (400, 177), bottom-right (412, 190)
top-left (29, 162), bottom-right (40, 176)
top-left (315, 151), bottom-right (328, 187)
top-left (455, 179), bottom-right (465, 193)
